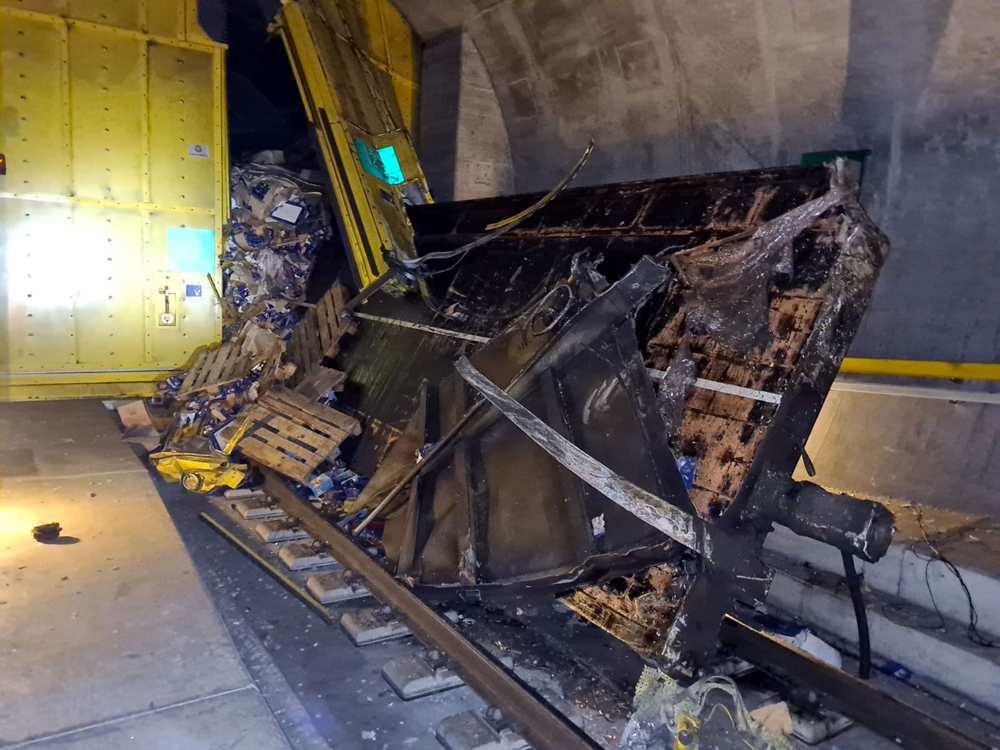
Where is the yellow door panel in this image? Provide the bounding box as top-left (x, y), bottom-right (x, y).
top-left (1, 16), bottom-right (72, 197)
top-left (145, 211), bottom-right (221, 365)
top-left (72, 209), bottom-right (146, 367)
top-left (69, 0), bottom-right (142, 30)
top-left (276, 0), bottom-right (428, 289)
top-left (1, 200), bottom-right (77, 371)
top-left (148, 44), bottom-right (217, 210)
top-left (147, 2), bottom-right (185, 39)
top-left (0, 2), bottom-right (226, 400)
top-left (68, 27), bottom-right (147, 202)
top-left (0, 0), bottom-right (67, 13)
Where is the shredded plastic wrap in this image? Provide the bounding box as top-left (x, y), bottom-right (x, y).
top-left (673, 176), bottom-right (847, 353)
top-left (620, 669), bottom-right (796, 750)
top-left (655, 344), bottom-right (696, 449)
top-left (222, 158), bottom-right (332, 340)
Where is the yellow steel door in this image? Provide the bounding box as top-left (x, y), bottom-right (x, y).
top-left (0, 0), bottom-right (227, 400)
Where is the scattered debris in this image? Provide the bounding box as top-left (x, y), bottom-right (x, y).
top-left (32, 522), bottom-right (61, 543)
top-left (286, 280), bottom-right (356, 383)
top-left (769, 626), bottom-right (843, 670)
top-left (117, 400), bottom-right (161, 452)
top-left (750, 702), bottom-right (793, 736)
top-left (236, 387), bottom-right (360, 482)
top-left (620, 669), bottom-right (795, 750)
top-left (224, 158), bottom-right (331, 340)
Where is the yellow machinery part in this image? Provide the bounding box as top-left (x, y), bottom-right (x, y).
top-left (148, 451), bottom-right (248, 493)
top-left (0, 1), bottom-right (228, 401)
top-left (274, 0), bottom-right (430, 289)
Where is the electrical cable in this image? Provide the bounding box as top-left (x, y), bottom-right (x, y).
top-left (909, 506), bottom-right (997, 649)
top-left (402, 139), bottom-right (594, 276)
top-left (422, 263), bottom-right (562, 323)
top-left (841, 550), bottom-right (871, 679)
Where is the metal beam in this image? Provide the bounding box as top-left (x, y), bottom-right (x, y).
top-left (719, 616), bottom-right (991, 750)
top-left (263, 472), bottom-right (602, 750)
top-left (454, 356), bottom-right (708, 555)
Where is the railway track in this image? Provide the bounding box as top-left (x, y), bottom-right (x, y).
top-left (175, 472), bottom-right (994, 750)
top-left (192, 475), bottom-right (638, 750)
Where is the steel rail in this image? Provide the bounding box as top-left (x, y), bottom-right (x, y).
top-left (264, 471), bottom-right (602, 750)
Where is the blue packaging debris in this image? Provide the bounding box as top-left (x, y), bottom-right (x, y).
top-left (223, 158), bottom-right (332, 341)
top-left (675, 455), bottom-right (697, 490)
top-left (305, 463), bottom-right (369, 502)
top-left (878, 661), bottom-right (912, 682)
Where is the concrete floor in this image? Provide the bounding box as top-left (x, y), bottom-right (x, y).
top-left (0, 399), bottom-right (291, 749)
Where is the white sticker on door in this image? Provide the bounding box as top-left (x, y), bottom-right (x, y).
top-left (188, 144), bottom-right (210, 158)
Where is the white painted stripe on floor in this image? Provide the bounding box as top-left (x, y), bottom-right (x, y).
top-left (2, 685), bottom-right (259, 749)
top-left (5, 467), bottom-right (149, 483)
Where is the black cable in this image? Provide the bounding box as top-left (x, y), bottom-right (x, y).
top-left (910, 507), bottom-right (997, 649)
top-left (841, 550), bottom-right (871, 679)
top-left (801, 447), bottom-right (817, 477)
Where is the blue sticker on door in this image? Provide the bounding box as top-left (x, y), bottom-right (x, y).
top-left (167, 227), bottom-right (216, 273)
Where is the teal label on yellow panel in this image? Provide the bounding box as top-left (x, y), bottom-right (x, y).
top-left (353, 138), bottom-right (404, 185)
top-left (167, 227), bottom-right (216, 273)
top-left (186, 284), bottom-right (203, 297)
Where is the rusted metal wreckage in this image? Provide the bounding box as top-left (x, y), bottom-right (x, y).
top-left (339, 161), bottom-right (893, 677)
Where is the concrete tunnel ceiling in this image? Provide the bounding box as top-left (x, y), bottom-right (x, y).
top-left (393, 0), bottom-right (1000, 364)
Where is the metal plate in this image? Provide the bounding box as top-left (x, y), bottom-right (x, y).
top-left (0, 1), bottom-right (227, 399)
top-left (276, 0), bottom-right (427, 288)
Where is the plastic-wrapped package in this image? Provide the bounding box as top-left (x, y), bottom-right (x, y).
top-left (673, 176), bottom-right (847, 353)
top-left (620, 670), bottom-right (796, 750)
top-left (221, 157), bottom-right (332, 341)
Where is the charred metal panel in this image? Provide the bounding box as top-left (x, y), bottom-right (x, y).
top-left (334, 164), bottom-right (889, 672)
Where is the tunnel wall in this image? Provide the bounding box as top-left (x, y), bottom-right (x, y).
top-left (396, 0), bottom-right (1000, 364)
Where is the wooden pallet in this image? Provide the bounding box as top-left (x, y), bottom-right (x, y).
top-left (287, 281), bottom-right (357, 376)
top-left (179, 341), bottom-right (253, 395)
top-left (295, 365), bottom-right (347, 400)
top-left (237, 387), bottom-right (361, 482)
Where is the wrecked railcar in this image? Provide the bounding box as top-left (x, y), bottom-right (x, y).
top-left (337, 162), bottom-right (892, 674)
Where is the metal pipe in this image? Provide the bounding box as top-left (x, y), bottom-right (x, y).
top-left (751, 475), bottom-right (894, 562)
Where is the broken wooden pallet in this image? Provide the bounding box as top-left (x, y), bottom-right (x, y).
top-left (237, 387), bottom-right (361, 482)
top-left (179, 341), bottom-right (253, 395)
top-left (295, 365), bottom-right (347, 400)
top-left (287, 281), bottom-right (357, 377)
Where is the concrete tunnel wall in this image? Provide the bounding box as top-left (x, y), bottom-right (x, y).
top-left (401, 0), bottom-right (1000, 365)
top-left (397, 0), bottom-right (1000, 518)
